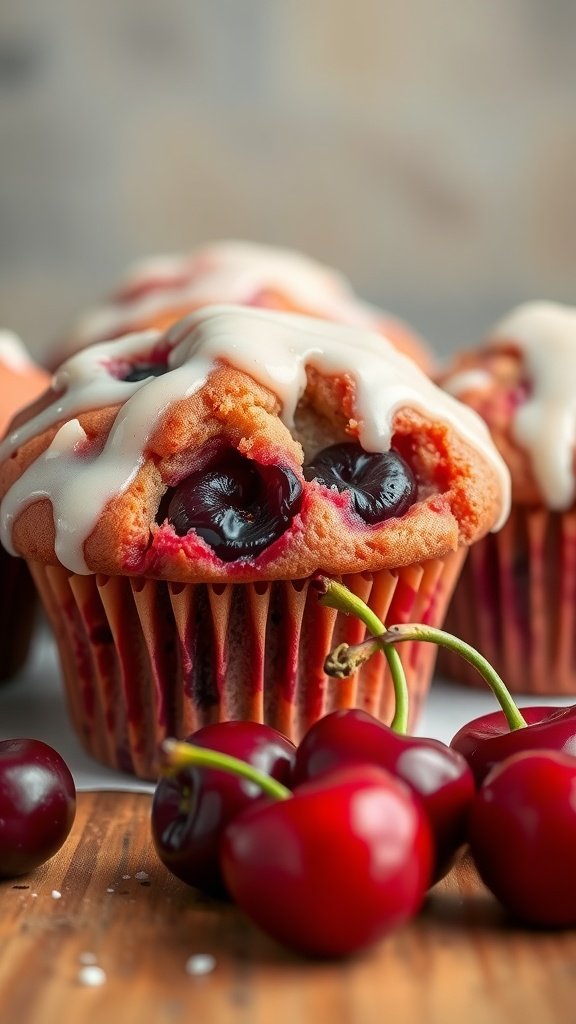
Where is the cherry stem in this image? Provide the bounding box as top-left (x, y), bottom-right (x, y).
top-left (378, 624), bottom-right (527, 731)
top-left (315, 576), bottom-right (409, 734)
top-left (161, 739), bottom-right (293, 801)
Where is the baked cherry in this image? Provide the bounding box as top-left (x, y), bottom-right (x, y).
top-left (162, 740), bottom-right (433, 957)
top-left (292, 709), bottom-right (474, 884)
top-left (123, 363), bottom-right (168, 382)
top-left (165, 450), bottom-right (303, 561)
top-left (151, 721), bottom-right (296, 897)
top-left (304, 442), bottom-right (416, 524)
top-left (468, 750), bottom-right (576, 927)
top-left (0, 738), bottom-right (76, 878)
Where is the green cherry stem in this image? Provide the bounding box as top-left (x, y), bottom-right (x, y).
top-left (381, 624), bottom-right (527, 730)
top-left (315, 576), bottom-right (409, 734)
top-left (343, 623), bottom-right (528, 732)
top-left (161, 739), bottom-right (292, 801)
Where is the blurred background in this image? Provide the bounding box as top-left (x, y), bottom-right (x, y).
top-left (1, 0), bottom-right (575, 361)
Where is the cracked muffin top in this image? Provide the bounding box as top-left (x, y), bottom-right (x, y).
top-left (1, 305), bottom-right (509, 582)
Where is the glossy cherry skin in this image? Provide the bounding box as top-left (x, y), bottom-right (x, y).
top-left (304, 442), bottom-right (416, 524)
top-left (450, 705), bottom-right (576, 785)
top-left (166, 450), bottom-right (303, 561)
top-left (291, 709), bottom-right (474, 883)
top-left (220, 764), bottom-right (433, 957)
top-left (0, 738), bottom-right (76, 878)
top-left (151, 721), bottom-right (296, 897)
top-left (468, 750), bottom-right (576, 927)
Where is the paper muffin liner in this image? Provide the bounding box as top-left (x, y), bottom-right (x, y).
top-left (439, 507), bottom-right (576, 693)
top-left (30, 550), bottom-right (465, 779)
top-left (0, 549), bottom-right (37, 681)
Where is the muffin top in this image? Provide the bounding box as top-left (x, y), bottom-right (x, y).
top-left (0, 306), bottom-right (509, 582)
top-left (56, 240), bottom-right (434, 372)
top-left (441, 301), bottom-right (576, 510)
top-left (0, 330), bottom-right (50, 437)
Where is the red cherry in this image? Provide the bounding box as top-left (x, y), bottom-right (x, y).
top-left (151, 721), bottom-right (296, 896)
top-left (468, 750), bottom-right (576, 927)
top-left (220, 764), bottom-right (433, 957)
top-left (0, 738), bottom-right (76, 878)
top-left (292, 708), bottom-right (474, 883)
top-left (451, 705), bottom-right (576, 785)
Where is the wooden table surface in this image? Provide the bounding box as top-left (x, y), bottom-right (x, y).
top-left (0, 792), bottom-right (574, 1024)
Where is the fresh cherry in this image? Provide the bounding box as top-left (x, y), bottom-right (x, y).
top-left (292, 709), bottom-right (474, 884)
top-left (468, 750), bottom-right (576, 927)
top-left (221, 764), bottom-right (432, 958)
top-left (162, 739), bottom-right (433, 957)
top-left (451, 705), bottom-right (576, 785)
top-left (151, 721), bottom-right (296, 897)
top-left (165, 450), bottom-right (303, 561)
top-left (0, 739), bottom-right (76, 878)
top-left (304, 442), bottom-right (416, 524)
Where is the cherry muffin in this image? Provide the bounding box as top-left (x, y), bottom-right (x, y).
top-left (439, 301), bottom-right (576, 693)
top-left (53, 240), bottom-right (434, 372)
top-left (0, 306), bottom-right (508, 777)
top-left (0, 331), bottom-right (49, 679)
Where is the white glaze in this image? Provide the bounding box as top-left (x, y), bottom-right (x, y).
top-left (71, 240), bottom-right (381, 347)
top-left (488, 301), bottom-right (576, 509)
top-left (0, 306), bottom-right (510, 573)
top-left (0, 330), bottom-right (35, 373)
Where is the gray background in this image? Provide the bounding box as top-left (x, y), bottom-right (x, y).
top-left (1, 0), bottom-right (575, 360)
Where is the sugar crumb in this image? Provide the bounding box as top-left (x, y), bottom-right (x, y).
top-left (185, 954), bottom-right (216, 977)
top-left (135, 871), bottom-right (149, 881)
top-left (51, 890), bottom-right (62, 900)
top-left (77, 965), bottom-right (107, 987)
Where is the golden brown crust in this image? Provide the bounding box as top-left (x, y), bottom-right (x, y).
top-left (1, 360), bottom-right (504, 582)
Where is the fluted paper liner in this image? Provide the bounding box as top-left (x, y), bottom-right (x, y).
top-left (30, 550), bottom-right (465, 779)
top-left (440, 507), bottom-right (576, 693)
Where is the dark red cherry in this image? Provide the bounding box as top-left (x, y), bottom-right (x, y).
top-left (292, 709), bottom-right (474, 883)
top-left (123, 362), bottom-right (168, 382)
top-left (0, 738), bottom-right (76, 878)
top-left (304, 442), bottom-right (416, 524)
top-left (220, 764), bottom-right (433, 957)
top-left (166, 450), bottom-right (303, 561)
top-left (468, 750), bottom-right (576, 927)
top-left (151, 721), bottom-right (296, 897)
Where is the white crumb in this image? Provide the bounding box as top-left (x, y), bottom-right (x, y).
top-left (51, 890), bottom-right (62, 900)
top-left (122, 874), bottom-right (131, 880)
top-left (185, 954), bottom-right (216, 977)
top-left (77, 965), bottom-right (107, 987)
top-left (106, 887), bottom-right (115, 893)
top-left (135, 871), bottom-right (149, 881)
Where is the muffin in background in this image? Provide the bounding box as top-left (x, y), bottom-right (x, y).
top-left (52, 239), bottom-right (435, 373)
top-left (0, 306), bottom-right (508, 778)
top-left (0, 331), bottom-right (50, 680)
top-left (439, 301), bottom-right (576, 693)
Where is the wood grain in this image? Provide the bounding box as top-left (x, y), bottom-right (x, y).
top-left (1, 792), bottom-right (575, 1024)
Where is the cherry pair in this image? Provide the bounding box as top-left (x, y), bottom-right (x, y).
top-left (320, 582), bottom-right (576, 931)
